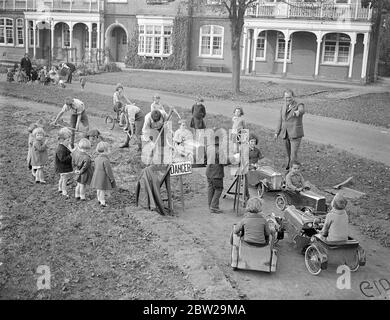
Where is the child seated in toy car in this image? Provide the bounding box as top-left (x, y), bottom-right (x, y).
top-left (248, 134), bottom-right (264, 170)
top-left (320, 193), bottom-right (349, 242)
top-left (233, 197), bottom-right (272, 246)
top-left (285, 161), bottom-right (310, 192)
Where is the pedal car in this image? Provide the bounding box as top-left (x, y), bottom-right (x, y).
top-left (275, 187), bottom-right (328, 215)
top-left (282, 205), bottom-right (324, 253)
top-left (304, 234), bottom-right (366, 275)
top-left (247, 165), bottom-right (284, 197)
top-left (230, 219), bottom-right (282, 273)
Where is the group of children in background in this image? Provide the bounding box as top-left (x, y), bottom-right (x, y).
top-left (27, 124), bottom-right (116, 207)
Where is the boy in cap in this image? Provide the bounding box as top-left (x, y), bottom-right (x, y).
top-left (190, 97), bottom-right (206, 130)
top-left (321, 193), bottom-right (349, 242)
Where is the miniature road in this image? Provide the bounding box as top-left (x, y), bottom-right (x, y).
top-left (78, 81), bottom-right (390, 166)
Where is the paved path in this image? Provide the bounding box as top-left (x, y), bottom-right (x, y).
top-left (71, 81), bottom-right (390, 166)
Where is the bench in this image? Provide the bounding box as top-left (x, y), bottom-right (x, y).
top-left (197, 64), bottom-right (224, 73)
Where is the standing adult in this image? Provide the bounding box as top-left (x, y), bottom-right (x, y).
top-left (119, 103), bottom-right (145, 151)
top-left (61, 62), bottom-right (76, 84)
top-left (190, 97), bottom-right (206, 130)
top-left (274, 89), bottom-right (305, 171)
top-left (52, 96), bottom-right (90, 148)
top-left (20, 53), bottom-right (32, 81)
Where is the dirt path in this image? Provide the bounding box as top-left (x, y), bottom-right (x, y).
top-left (70, 82), bottom-right (390, 166)
top-left (1, 97), bottom-right (389, 300)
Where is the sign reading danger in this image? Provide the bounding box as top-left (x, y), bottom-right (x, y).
top-left (170, 161), bottom-right (192, 176)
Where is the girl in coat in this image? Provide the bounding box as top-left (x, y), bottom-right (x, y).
top-left (231, 106), bottom-right (246, 152)
top-left (55, 128), bottom-right (73, 197)
top-left (72, 138), bottom-right (93, 200)
top-left (27, 123), bottom-right (39, 175)
top-left (91, 142), bottom-right (116, 207)
top-left (30, 127), bottom-right (49, 183)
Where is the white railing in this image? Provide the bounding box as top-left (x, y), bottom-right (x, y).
top-left (2, 0), bottom-right (104, 12)
top-left (245, 1), bottom-right (371, 20)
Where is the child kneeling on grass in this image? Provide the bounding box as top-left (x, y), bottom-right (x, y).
top-left (55, 128), bottom-right (73, 198)
top-left (72, 138), bottom-right (93, 201)
top-left (91, 142), bottom-right (116, 207)
top-left (30, 127), bottom-right (48, 184)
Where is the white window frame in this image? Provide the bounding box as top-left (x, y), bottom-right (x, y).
top-left (275, 32), bottom-right (292, 62)
top-left (62, 24), bottom-right (70, 48)
top-left (255, 31), bottom-right (267, 61)
top-left (321, 33), bottom-right (350, 66)
top-left (0, 18), bottom-right (14, 46)
top-left (199, 25), bottom-right (224, 59)
top-left (16, 18), bottom-right (24, 47)
top-left (28, 21), bottom-right (39, 48)
top-left (107, 0), bottom-right (128, 3)
top-left (138, 24), bottom-right (172, 58)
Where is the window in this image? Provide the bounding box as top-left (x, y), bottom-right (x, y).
top-left (322, 33), bottom-right (350, 65)
top-left (16, 18), bottom-right (24, 46)
top-left (122, 34), bottom-right (127, 45)
top-left (91, 25), bottom-right (97, 48)
top-left (275, 32), bottom-right (292, 62)
top-left (256, 31), bottom-right (267, 60)
top-left (138, 24), bottom-right (172, 57)
top-left (28, 21), bottom-right (39, 47)
top-left (0, 18), bottom-right (14, 46)
top-left (62, 24), bottom-right (70, 47)
top-left (199, 25), bottom-right (224, 58)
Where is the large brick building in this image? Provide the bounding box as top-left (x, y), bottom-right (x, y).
top-left (0, 0), bottom-right (380, 83)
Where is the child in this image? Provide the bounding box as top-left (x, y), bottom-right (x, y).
top-left (173, 119), bottom-right (193, 160)
top-left (231, 106), bottom-right (245, 152)
top-left (27, 123), bottom-right (39, 176)
top-left (90, 142), bottom-right (116, 207)
top-left (72, 138), bottom-right (93, 200)
top-left (248, 134), bottom-right (264, 170)
top-left (206, 136), bottom-right (228, 214)
top-left (234, 197), bottom-right (271, 246)
top-left (285, 161), bottom-right (310, 193)
top-left (6, 68), bottom-right (14, 82)
top-left (321, 193), bottom-right (349, 242)
top-left (31, 67), bottom-right (38, 83)
top-left (150, 94), bottom-right (166, 113)
top-left (30, 127), bottom-right (49, 183)
top-left (39, 66), bottom-right (47, 85)
top-left (80, 76), bottom-right (87, 90)
top-left (190, 97), bottom-right (206, 130)
top-left (55, 128), bottom-right (73, 197)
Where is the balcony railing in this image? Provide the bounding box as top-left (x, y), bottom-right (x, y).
top-left (245, 1), bottom-right (372, 21)
top-left (1, 0), bottom-right (104, 13)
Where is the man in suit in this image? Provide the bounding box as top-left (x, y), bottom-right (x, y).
top-left (274, 90), bottom-right (305, 171)
top-left (20, 53), bottom-right (32, 81)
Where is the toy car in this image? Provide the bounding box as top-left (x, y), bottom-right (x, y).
top-left (247, 165), bottom-right (284, 197)
top-left (275, 187), bottom-right (328, 215)
top-left (282, 205), bottom-right (324, 253)
top-left (230, 217), bottom-right (283, 273)
top-left (304, 234), bottom-right (366, 275)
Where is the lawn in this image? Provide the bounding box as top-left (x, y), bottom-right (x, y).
top-left (1, 82), bottom-right (389, 247)
top-left (85, 70), bottom-right (342, 102)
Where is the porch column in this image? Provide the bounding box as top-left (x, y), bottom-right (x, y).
top-left (88, 23), bottom-right (92, 62)
top-left (282, 30), bottom-right (290, 75)
top-left (50, 21), bottom-right (54, 63)
top-left (245, 29), bottom-right (251, 73)
top-left (97, 22), bottom-right (101, 63)
top-left (348, 33), bottom-right (357, 79)
top-left (361, 32), bottom-right (370, 80)
top-left (33, 21), bottom-right (37, 59)
top-left (69, 23), bottom-right (73, 61)
top-left (241, 27), bottom-right (247, 72)
top-left (251, 28), bottom-right (258, 74)
top-left (25, 19), bottom-right (29, 53)
top-left (314, 32), bottom-right (323, 77)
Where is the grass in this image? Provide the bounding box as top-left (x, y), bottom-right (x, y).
top-left (85, 70), bottom-right (341, 102)
top-left (1, 81), bottom-right (389, 247)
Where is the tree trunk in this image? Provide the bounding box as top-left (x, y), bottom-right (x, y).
top-left (231, 36), bottom-right (241, 95)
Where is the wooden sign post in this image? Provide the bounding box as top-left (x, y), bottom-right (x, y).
top-left (170, 161), bottom-right (192, 212)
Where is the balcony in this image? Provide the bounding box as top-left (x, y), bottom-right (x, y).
top-left (1, 0), bottom-right (104, 13)
top-left (245, 1), bottom-right (372, 21)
